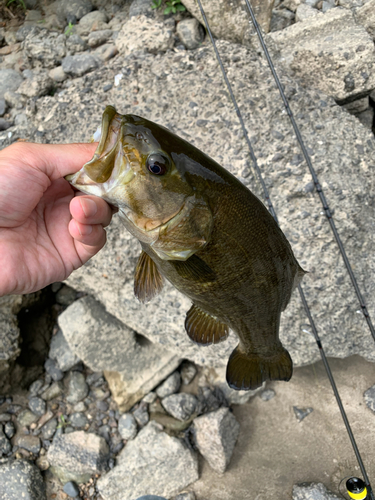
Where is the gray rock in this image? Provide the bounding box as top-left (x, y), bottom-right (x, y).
top-left (115, 16), bottom-right (174, 56)
top-left (342, 96), bottom-right (369, 114)
top-left (292, 482), bottom-right (341, 500)
top-left (88, 29), bottom-right (113, 48)
top-left (44, 359), bottom-right (64, 382)
top-left (28, 396), bottom-right (46, 417)
top-left (199, 386), bottom-right (223, 413)
top-left (0, 98), bottom-right (6, 116)
top-left (4, 91), bottom-right (25, 110)
top-left (180, 362), bottom-right (197, 385)
top-left (29, 379), bottom-right (44, 397)
top-left (356, 108), bottom-right (374, 130)
top-left (14, 113), bottom-right (28, 127)
top-left (58, 296), bottom-right (180, 412)
top-left (176, 18), bottom-right (205, 50)
top-left (118, 413), bottom-right (138, 440)
top-left (66, 372), bottom-right (89, 404)
top-left (305, 0), bottom-right (321, 6)
top-left (61, 0), bottom-right (93, 21)
top-left (355, 0), bottom-right (375, 40)
top-left (133, 403), bottom-right (149, 428)
top-left (174, 492), bottom-right (196, 500)
top-left (78, 10), bottom-right (108, 34)
top-left (0, 459), bottom-right (46, 499)
top-left (93, 43), bottom-right (118, 62)
top-left (0, 414), bottom-right (11, 422)
top-left (364, 384), bottom-right (375, 412)
top-left (17, 409), bottom-right (38, 428)
top-left (49, 329), bottom-right (81, 372)
top-left (17, 435), bottom-right (41, 455)
top-left (295, 4), bottom-right (321, 21)
top-left (260, 388), bottom-right (276, 401)
top-left (322, 0), bottom-right (337, 11)
top-left (156, 372), bottom-right (181, 398)
top-left (41, 381), bottom-right (63, 401)
top-left (63, 481), bottom-right (80, 498)
top-left (0, 424), bottom-right (11, 455)
top-left (47, 431), bottom-right (109, 478)
top-left (17, 72), bottom-right (54, 98)
top-left (97, 421), bottom-right (198, 499)
top-left (62, 53), bottom-right (99, 77)
top-left (65, 34), bottom-right (88, 54)
top-left (142, 392), bottom-right (157, 404)
top-left (0, 69), bottom-right (22, 99)
top-left (129, 0), bottom-right (155, 18)
top-left (161, 393), bottom-right (200, 421)
top-left (73, 401), bottom-right (86, 412)
top-left (182, 0), bottom-right (274, 42)
top-left (69, 412), bottom-right (88, 429)
top-left (267, 8), bottom-right (375, 101)
top-left (23, 31), bottom-right (66, 69)
top-left (41, 417), bottom-right (58, 440)
top-left (193, 407), bottom-right (240, 474)
top-left (55, 284), bottom-right (77, 305)
top-left (0, 119), bottom-right (13, 131)
top-left (4, 421), bottom-right (15, 439)
top-left (293, 406), bottom-right (314, 422)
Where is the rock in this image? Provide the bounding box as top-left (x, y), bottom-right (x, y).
top-left (0, 424), bottom-right (11, 455)
top-left (0, 69), bottom-right (22, 99)
top-left (182, 0), bottom-right (274, 42)
top-left (28, 396), bottom-right (46, 417)
top-left (161, 393), bottom-right (200, 421)
top-left (44, 359), bottom-right (64, 382)
top-left (129, 0), bottom-right (155, 18)
top-left (133, 403), bottom-right (149, 428)
top-left (41, 381), bottom-right (63, 400)
top-left (66, 372), bottom-right (89, 404)
top-left (49, 329), bottom-right (81, 372)
top-left (0, 459), bottom-right (46, 499)
top-left (193, 407), bottom-right (240, 474)
top-left (115, 16), bottom-right (174, 56)
top-left (62, 53), bottom-right (99, 77)
top-left (17, 409), bottom-right (39, 428)
top-left (66, 34), bottom-right (88, 54)
top-left (4, 421), bottom-right (15, 439)
top-left (295, 4), bottom-right (321, 21)
top-left (292, 482), bottom-right (341, 500)
top-left (97, 421), bottom-right (199, 499)
top-left (58, 296), bottom-right (180, 411)
top-left (356, 108), bottom-right (374, 130)
top-left (29, 379), bottom-right (44, 397)
top-left (342, 96), bottom-right (369, 114)
top-left (143, 392), bottom-right (157, 404)
top-left (0, 119), bottom-right (12, 131)
top-left (199, 386), bottom-right (224, 413)
top-left (23, 31), bottom-right (66, 69)
top-left (355, 0), bottom-right (375, 40)
top-left (61, 0), bottom-right (93, 21)
top-left (17, 72), bottom-right (54, 98)
top-left (93, 43), bottom-right (118, 61)
top-left (156, 372), bottom-right (181, 398)
top-left (176, 18), bottom-right (205, 50)
top-left (41, 418), bottom-right (58, 439)
top-left (47, 431), bottom-right (110, 478)
top-left (118, 413), bottom-right (138, 440)
top-left (16, 435), bottom-right (41, 455)
top-left (63, 481), bottom-right (80, 498)
top-left (208, 366), bottom-right (263, 405)
top-left (14, 113), bottom-right (28, 127)
top-left (283, 0), bottom-right (303, 11)
top-left (259, 388), bottom-right (276, 401)
top-left (0, 98), bottom-right (6, 116)
top-left (364, 384), bottom-right (375, 412)
top-left (180, 362), bottom-right (197, 385)
top-left (174, 493), bottom-right (196, 500)
top-left (322, 0), bottom-right (337, 11)
top-left (78, 10), bottom-right (108, 34)
top-left (293, 406), bottom-right (314, 422)
top-left (135, 497), bottom-right (167, 500)
top-left (268, 8), bottom-right (375, 101)
top-left (3, 91), bottom-right (25, 110)
top-left (69, 412), bottom-right (88, 429)
top-left (55, 285), bottom-right (77, 305)
top-left (88, 29), bottom-right (113, 48)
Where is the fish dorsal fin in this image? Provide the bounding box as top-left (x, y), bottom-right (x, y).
top-left (134, 251), bottom-right (164, 303)
top-left (172, 255), bottom-right (216, 283)
top-left (185, 304), bottom-right (229, 346)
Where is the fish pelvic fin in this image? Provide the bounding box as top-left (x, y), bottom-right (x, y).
top-left (226, 344), bottom-right (293, 391)
top-left (185, 304), bottom-right (229, 346)
top-left (134, 251), bottom-right (164, 303)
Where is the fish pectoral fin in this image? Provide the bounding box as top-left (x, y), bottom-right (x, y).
top-left (226, 345), bottom-right (293, 391)
top-left (185, 304), bottom-right (229, 346)
top-left (172, 255), bottom-right (216, 283)
top-left (134, 251), bottom-right (164, 303)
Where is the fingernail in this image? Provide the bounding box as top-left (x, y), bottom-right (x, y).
top-left (79, 224), bottom-right (93, 236)
top-left (80, 198), bottom-right (97, 218)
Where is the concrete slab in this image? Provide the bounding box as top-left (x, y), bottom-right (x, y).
top-left (192, 355), bottom-right (375, 500)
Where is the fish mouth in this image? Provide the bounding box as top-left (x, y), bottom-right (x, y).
top-left (66, 106), bottom-right (136, 193)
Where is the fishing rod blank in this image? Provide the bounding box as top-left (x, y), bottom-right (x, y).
top-left (243, 0), bottom-right (375, 346)
top-left (194, 1), bottom-right (375, 498)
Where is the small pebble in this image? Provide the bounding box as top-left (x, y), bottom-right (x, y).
top-left (260, 389), bottom-right (276, 401)
top-left (17, 435), bottom-right (41, 454)
top-left (41, 418), bottom-right (57, 440)
top-left (96, 400), bottom-right (109, 412)
top-left (103, 83), bottom-right (113, 92)
top-left (4, 421), bottom-right (15, 439)
top-left (63, 480), bottom-right (80, 498)
top-left (17, 409), bottom-right (38, 428)
top-left (44, 359), bottom-right (64, 382)
top-left (28, 397), bottom-right (46, 417)
top-left (133, 403), bottom-right (149, 428)
top-left (118, 413), bottom-right (137, 440)
top-left (180, 362), bottom-right (197, 385)
top-left (86, 372), bottom-right (104, 386)
top-left (69, 412), bottom-right (88, 429)
top-left (29, 379), bottom-right (44, 397)
top-left (293, 406), bottom-right (313, 422)
top-left (142, 392), bottom-right (157, 404)
top-left (156, 372), bottom-right (181, 398)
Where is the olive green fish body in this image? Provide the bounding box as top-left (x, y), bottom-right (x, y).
top-left (67, 106), bottom-right (305, 391)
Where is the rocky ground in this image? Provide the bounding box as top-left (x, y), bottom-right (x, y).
top-left (0, 0), bottom-right (375, 499)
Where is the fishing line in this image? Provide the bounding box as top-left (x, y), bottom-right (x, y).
top-left (194, 1), bottom-right (374, 498)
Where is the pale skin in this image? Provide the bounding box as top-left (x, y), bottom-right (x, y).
top-left (0, 142), bottom-right (115, 297)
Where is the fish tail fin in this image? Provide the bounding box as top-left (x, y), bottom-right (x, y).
top-left (226, 345), bottom-right (293, 391)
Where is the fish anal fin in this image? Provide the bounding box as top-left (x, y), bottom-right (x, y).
top-left (173, 255), bottom-right (216, 283)
top-left (185, 304), bottom-right (229, 346)
top-left (226, 345), bottom-right (293, 391)
top-left (134, 251), bottom-right (163, 303)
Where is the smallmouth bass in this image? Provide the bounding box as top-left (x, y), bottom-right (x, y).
top-left (66, 105), bottom-right (305, 391)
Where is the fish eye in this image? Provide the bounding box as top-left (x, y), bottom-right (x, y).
top-left (146, 154), bottom-right (169, 176)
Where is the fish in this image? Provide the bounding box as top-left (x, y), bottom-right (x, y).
top-left (66, 105), bottom-right (305, 391)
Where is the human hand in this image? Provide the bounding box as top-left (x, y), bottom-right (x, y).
top-left (0, 142), bottom-right (114, 296)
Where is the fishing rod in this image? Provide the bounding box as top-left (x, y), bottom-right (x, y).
top-left (194, 1), bottom-right (375, 499)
